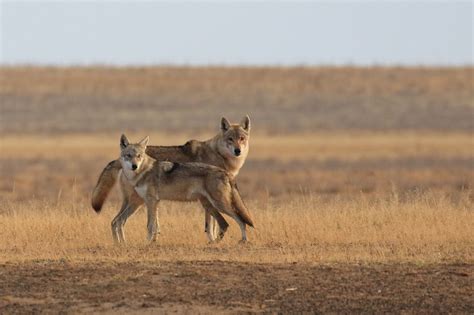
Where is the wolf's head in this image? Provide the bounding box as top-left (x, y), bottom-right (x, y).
top-left (119, 134), bottom-right (149, 173)
top-left (219, 115), bottom-right (251, 158)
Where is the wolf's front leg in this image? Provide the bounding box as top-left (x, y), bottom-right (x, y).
top-left (145, 198), bottom-right (160, 242)
top-left (111, 199), bottom-right (128, 244)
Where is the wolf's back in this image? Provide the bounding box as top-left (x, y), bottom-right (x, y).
top-left (91, 160), bottom-right (122, 212)
top-left (91, 144), bottom-right (196, 213)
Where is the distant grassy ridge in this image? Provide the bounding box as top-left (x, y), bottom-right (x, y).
top-left (1, 66), bottom-right (472, 133)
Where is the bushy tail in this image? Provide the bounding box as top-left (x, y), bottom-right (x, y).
top-left (230, 181), bottom-right (254, 228)
top-left (91, 160), bottom-right (122, 213)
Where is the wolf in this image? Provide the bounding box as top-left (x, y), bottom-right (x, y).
top-left (114, 134), bottom-right (254, 243)
top-left (91, 116), bottom-right (251, 241)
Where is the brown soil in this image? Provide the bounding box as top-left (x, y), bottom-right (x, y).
top-left (0, 261), bottom-right (472, 314)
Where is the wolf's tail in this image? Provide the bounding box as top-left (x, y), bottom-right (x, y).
top-left (91, 160), bottom-right (122, 213)
top-left (230, 181), bottom-right (254, 228)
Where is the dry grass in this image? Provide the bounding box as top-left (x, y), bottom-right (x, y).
top-left (2, 131), bottom-right (473, 160)
top-left (1, 132), bottom-right (472, 265)
top-left (0, 190), bottom-right (472, 264)
top-left (1, 132), bottom-right (472, 202)
top-left (1, 66), bottom-right (472, 133)
top-left (1, 66), bottom-right (473, 266)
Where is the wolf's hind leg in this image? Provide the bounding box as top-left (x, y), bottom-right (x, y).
top-left (235, 217), bottom-right (248, 243)
top-left (205, 210), bottom-right (221, 242)
top-left (200, 197), bottom-right (229, 242)
top-left (204, 210), bottom-right (215, 242)
top-left (211, 212), bottom-right (219, 241)
top-left (211, 209), bottom-right (228, 241)
top-left (206, 197), bottom-right (248, 243)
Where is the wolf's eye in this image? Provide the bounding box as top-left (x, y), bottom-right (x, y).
top-left (126, 154), bottom-right (132, 158)
top-left (227, 137), bottom-right (233, 142)
top-left (137, 154), bottom-right (141, 159)
top-left (239, 136), bottom-right (245, 141)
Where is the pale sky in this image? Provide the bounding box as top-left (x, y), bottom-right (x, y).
top-left (1, 1), bottom-right (472, 66)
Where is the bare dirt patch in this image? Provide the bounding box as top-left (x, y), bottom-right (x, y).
top-left (0, 261), bottom-right (472, 314)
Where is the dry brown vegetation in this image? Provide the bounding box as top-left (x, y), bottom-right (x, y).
top-left (1, 66), bottom-right (472, 133)
top-left (0, 66), bottom-right (473, 312)
top-left (1, 132), bottom-right (472, 202)
top-left (1, 191), bottom-right (473, 264)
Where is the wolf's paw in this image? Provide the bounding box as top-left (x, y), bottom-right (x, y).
top-left (146, 235), bottom-right (159, 244)
top-left (216, 232), bottom-right (226, 242)
top-left (238, 239), bottom-right (250, 245)
top-left (145, 240), bottom-right (159, 249)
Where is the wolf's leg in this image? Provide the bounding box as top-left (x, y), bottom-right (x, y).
top-left (111, 198), bottom-right (129, 244)
top-left (145, 197), bottom-right (160, 242)
top-left (205, 210), bottom-right (221, 242)
top-left (205, 197), bottom-right (248, 243)
top-left (111, 176), bottom-right (132, 243)
top-left (211, 211), bottom-right (221, 241)
top-left (115, 193), bottom-right (143, 243)
top-left (235, 217), bottom-right (248, 243)
top-left (204, 210), bottom-right (215, 242)
top-left (201, 198), bottom-right (215, 241)
top-left (211, 210), bottom-right (228, 241)
top-left (200, 198), bottom-right (229, 242)
top-left (112, 176), bottom-right (143, 243)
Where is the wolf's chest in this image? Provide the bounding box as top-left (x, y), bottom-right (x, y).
top-left (134, 184), bottom-right (149, 200)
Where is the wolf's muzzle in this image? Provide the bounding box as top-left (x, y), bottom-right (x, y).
top-left (234, 148), bottom-right (241, 156)
top-left (132, 164), bottom-right (138, 170)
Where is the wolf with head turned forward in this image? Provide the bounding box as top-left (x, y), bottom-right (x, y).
top-left (91, 116), bottom-right (251, 242)
top-left (112, 134), bottom-right (254, 243)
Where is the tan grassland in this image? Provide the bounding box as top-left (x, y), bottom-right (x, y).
top-left (0, 132), bottom-right (472, 264)
top-left (1, 66), bottom-right (473, 312)
top-left (0, 191), bottom-right (472, 264)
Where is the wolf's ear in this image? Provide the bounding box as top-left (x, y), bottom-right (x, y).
top-left (120, 134), bottom-right (129, 149)
top-left (138, 136), bottom-right (149, 148)
top-left (240, 115), bottom-right (251, 132)
top-left (221, 117), bottom-right (231, 132)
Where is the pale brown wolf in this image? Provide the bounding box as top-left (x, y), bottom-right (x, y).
top-left (91, 116), bottom-right (251, 241)
top-left (114, 134), bottom-right (254, 243)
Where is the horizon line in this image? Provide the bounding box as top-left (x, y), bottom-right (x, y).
top-left (1, 62), bottom-right (473, 69)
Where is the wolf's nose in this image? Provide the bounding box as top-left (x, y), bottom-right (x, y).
top-left (234, 148), bottom-right (241, 156)
top-left (132, 164), bottom-right (137, 170)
